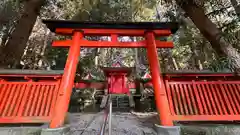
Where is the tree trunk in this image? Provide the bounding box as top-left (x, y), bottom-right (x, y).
top-left (0, 0), bottom-right (44, 68)
top-left (138, 48), bottom-right (148, 76)
top-left (190, 43), bottom-right (203, 70)
top-left (180, 2), bottom-right (240, 70)
top-left (134, 37), bottom-right (140, 77)
top-left (94, 48), bottom-right (100, 66)
top-left (230, 0), bottom-right (240, 18)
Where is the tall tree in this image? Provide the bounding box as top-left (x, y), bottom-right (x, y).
top-left (0, 0), bottom-right (45, 68)
top-left (175, 0), bottom-right (240, 71)
top-left (230, 0), bottom-right (240, 18)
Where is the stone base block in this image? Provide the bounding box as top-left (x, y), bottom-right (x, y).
top-left (154, 124), bottom-right (180, 135)
top-left (41, 126), bottom-right (70, 135)
top-left (0, 127), bottom-right (41, 135)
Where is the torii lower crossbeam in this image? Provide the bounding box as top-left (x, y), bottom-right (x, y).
top-left (52, 39), bottom-right (174, 48)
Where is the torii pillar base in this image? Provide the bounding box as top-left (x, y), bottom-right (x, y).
top-left (41, 126), bottom-right (70, 135)
top-left (154, 124), bottom-right (181, 135)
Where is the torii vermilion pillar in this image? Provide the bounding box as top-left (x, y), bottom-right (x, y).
top-left (43, 20), bottom-right (178, 128)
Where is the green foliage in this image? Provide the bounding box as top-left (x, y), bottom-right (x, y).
top-left (208, 57), bottom-right (233, 72)
top-left (46, 47), bottom-right (68, 69)
top-left (1, 0), bottom-right (239, 73)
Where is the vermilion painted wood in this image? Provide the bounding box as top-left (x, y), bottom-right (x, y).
top-left (0, 81), bottom-right (61, 124)
top-left (107, 74), bottom-right (129, 94)
top-left (196, 83), bottom-right (208, 115)
top-left (75, 82), bottom-right (106, 89)
top-left (222, 83), bottom-right (236, 114)
top-left (55, 28), bottom-right (172, 36)
top-left (185, 84), bottom-right (199, 114)
top-left (102, 67), bottom-right (131, 94)
top-left (2, 84), bottom-right (17, 116)
top-left (146, 32), bottom-right (173, 126)
top-left (40, 85), bottom-right (49, 116)
top-left (175, 83), bottom-right (184, 115)
top-left (183, 84), bottom-right (192, 115)
top-left (214, 83), bottom-right (228, 114)
top-left (210, 84), bottom-right (223, 115)
top-left (52, 40), bottom-right (174, 48)
top-left (7, 84), bottom-right (21, 117)
top-left (165, 80), bottom-right (175, 116)
top-left (29, 84), bottom-right (41, 116)
top-left (44, 85), bottom-right (54, 116)
top-left (23, 84), bottom-right (35, 116)
top-left (1, 71), bottom-right (240, 124)
top-left (204, 83), bottom-right (217, 114)
top-left (228, 84), bottom-right (240, 114)
top-left (111, 34), bottom-right (118, 42)
top-left (35, 84), bottom-right (44, 117)
top-left (12, 85), bottom-right (26, 116)
top-left (49, 80), bottom-right (61, 118)
top-left (180, 84), bottom-right (189, 115)
top-left (74, 74), bottom-right (240, 121)
top-left (50, 32), bottom-right (82, 128)
top-left (202, 83), bottom-right (213, 114)
top-left (0, 84), bottom-right (11, 116)
top-left (17, 83), bottom-right (32, 117)
top-left (170, 83), bottom-right (180, 115)
top-left (167, 80), bottom-right (240, 121)
top-left (171, 115), bottom-right (240, 121)
top-left (0, 73), bottom-right (235, 80)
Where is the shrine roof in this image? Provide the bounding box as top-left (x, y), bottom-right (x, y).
top-left (101, 67), bottom-right (133, 76)
top-left (42, 19), bottom-right (179, 34)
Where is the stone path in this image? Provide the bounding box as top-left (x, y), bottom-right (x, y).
top-left (68, 112), bottom-right (158, 135)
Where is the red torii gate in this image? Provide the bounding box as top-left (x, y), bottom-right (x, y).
top-left (43, 20), bottom-right (178, 128)
top-left (1, 20), bottom-right (240, 132)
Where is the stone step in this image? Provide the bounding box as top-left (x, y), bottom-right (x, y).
top-left (111, 95), bottom-right (130, 109)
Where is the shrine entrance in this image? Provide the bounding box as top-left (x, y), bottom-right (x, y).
top-left (43, 20), bottom-right (178, 128)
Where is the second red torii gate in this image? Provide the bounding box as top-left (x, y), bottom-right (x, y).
top-left (43, 20), bottom-right (178, 128)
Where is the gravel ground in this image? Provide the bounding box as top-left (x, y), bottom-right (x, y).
top-left (67, 112), bottom-right (240, 135)
top-left (68, 112), bottom-right (158, 135)
top-left (1, 112), bottom-right (240, 135)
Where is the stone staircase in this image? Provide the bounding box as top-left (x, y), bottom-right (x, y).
top-left (111, 95), bottom-right (131, 112)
